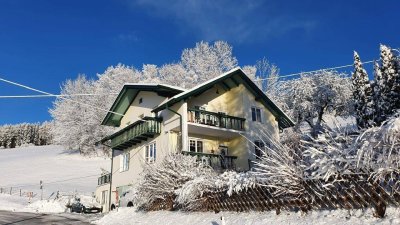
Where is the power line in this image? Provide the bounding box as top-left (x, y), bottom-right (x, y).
top-left (0, 93), bottom-right (118, 98)
top-left (0, 77), bottom-right (124, 117)
top-left (2, 174), bottom-right (100, 189)
top-left (254, 59), bottom-right (377, 81)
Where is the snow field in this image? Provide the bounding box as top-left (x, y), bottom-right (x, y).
top-left (94, 207), bottom-right (400, 225)
top-left (0, 145), bottom-right (110, 200)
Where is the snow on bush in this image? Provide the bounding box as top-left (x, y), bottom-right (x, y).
top-left (355, 111), bottom-right (400, 180)
top-left (302, 131), bottom-right (356, 183)
top-left (135, 153), bottom-right (216, 209)
top-left (246, 131), bottom-right (305, 198)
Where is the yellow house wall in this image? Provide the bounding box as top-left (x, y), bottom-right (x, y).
top-left (187, 84), bottom-right (280, 170)
top-left (120, 91), bottom-right (166, 128)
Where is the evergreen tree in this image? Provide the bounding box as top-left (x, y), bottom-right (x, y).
top-left (352, 51), bottom-right (375, 128)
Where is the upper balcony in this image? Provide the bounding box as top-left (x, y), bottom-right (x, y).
top-left (104, 117), bottom-right (162, 150)
top-left (187, 108), bottom-right (245, 132)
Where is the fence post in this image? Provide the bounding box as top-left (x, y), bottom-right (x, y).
top-left (1, 187), bottom-right (2, 194)
top-left (20, 189), bottom-right (22, 197)
top-left (10, 187), bottom-right (12, 195)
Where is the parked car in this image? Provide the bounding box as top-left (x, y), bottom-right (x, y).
top-left (69, 197), bottom-right (102, 214)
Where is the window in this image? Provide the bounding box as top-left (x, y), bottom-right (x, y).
top-left (120, 152), bottom-right (130, 172)
top-left (189, 139), bottom-right (203, 153)
top-left (251, 107), bottom-right (262, 122)
top-left (139, 98), bottom-right (143, 104)
top-left (145, 142), bottom-right (157, 163)
top-left (101, 190), bottom-right (108, 205)
top-left (254, 140), bottom-right (265, 159)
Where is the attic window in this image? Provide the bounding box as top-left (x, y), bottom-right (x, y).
top-left (139, 98), bottom-right (143, 104)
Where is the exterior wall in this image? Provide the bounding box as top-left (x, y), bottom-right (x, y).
top-left (120, 91), bottom-right (166, 128)
top-left (97, 82), bottom-right (282, 211)
top-left (187, 84), bottom-right (280, 169)
top-left (95, 183), bottom-right (110, 212)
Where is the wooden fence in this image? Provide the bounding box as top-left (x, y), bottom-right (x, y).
top-left (148, 172), bottom-right (400, 218)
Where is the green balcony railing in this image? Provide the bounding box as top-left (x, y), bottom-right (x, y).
top-left (182, 151), bottom-right (237, 170)
top-left (108, 117), bottom-right (161, 150)
top-left (187, 108), bottom-right (245, 131)
top-left (98, 173), bottom-right (111, 186)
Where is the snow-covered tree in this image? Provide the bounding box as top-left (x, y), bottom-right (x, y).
top-left (352, 51), bottom-right (375, 128)
top-left (272, 70), bottom-right (354, 138)
top-left (181, 41), bottom-right (238, 86)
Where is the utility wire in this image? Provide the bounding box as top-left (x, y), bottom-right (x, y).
top-left (2, 174), bottom-right (100, 189)
top-left (0, 77), bottom-right (124, 117)
top-left (0, 93), bottom-right (118, 98)
top-left (254, 59), bottom-right (377, 81)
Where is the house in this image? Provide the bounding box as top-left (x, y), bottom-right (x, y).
top-left (95, 67), bottom-right (294, 212)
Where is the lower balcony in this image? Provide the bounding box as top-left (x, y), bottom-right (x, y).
top-left (182, 151), bottom-right (237, 171)
top-left (103, 117), bottom-right (162, 150)
top-left (98, 173), bottom-right (111, 186)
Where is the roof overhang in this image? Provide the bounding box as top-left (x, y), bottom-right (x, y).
top-left (152, 67), bottom-right (295, 129)
top-left (101, 84), bottom-right (185, 127)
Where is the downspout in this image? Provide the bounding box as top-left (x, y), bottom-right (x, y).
top-left (108, 149), bottom-right (114, 212)
top-left (165, 104), bottom-right (183, 153)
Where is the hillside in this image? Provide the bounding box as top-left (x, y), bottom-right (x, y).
top-left (0, 145), bottom-right (110, 199)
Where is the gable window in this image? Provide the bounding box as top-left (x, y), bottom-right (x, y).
top-left (254, 140), bottom-right (265, 159)
top-left (251, 107), bottom-right (262, 122)
top-left (120, 152), bottom-right (130, 172)
top-left (189, 139), bottom-right (203, 153)
top-left (145, 142), bottom-right (156, 163)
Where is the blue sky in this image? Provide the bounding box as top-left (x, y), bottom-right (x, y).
top-left (0, 0), bottom-right (399, 125)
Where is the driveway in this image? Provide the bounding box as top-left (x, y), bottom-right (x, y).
top-left (0, 210), bottom-right (94, 225)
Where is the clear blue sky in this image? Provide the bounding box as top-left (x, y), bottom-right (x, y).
top-left (0, 0), bottom-right (398, 125)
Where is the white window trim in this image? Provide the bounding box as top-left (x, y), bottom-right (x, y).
top-left (189, 138), bottom-right (203, 153)
top-left (145, 142), bottom-right (157, 163)
top-left (119, 152), bottom-right (130, 172)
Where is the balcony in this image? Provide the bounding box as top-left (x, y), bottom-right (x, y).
top-left (182, 151), bottom-right (237, 170)
top-left (187, 108), bottom-right (245, 131)
top-left (98, 173), bottom-right (111, 186)
top-left (106, 117), bottom-right (162, 150)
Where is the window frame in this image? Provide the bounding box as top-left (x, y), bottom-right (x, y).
top-left (254, 140), bottom-right (265, 159)
top-left (120, 152), bottom-right (130, 172)
top-left (251, 107), bottom-right (262, 123)
top-left (145, 142), bottom-right (157, 163)
top-left (188, 138), bottom-right (203, 153)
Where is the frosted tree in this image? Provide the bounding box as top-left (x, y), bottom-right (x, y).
top-left (352, 51), bottom-right (374, 128)
top-left (272, 70), bottom-right (353, 138)
top-left (181, 41), bottom-right (238, 86)
top-left (50, 75), bottom-right (96, 153)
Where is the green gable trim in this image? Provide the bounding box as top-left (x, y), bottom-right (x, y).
top-left (152, 68), bottom-right (295, 129)
top-left (101, 84), bottom-right (184, 127)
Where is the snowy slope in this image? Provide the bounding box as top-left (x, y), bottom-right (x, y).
top-left (94, 207), bottom-right (400, 225)
top-left (0, 145), bottom-right (110, 199)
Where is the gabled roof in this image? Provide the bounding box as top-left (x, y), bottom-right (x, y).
top-left (152, 67), bottom-right (295, 129)
top-left (101, 83), bottom-right (186, 126)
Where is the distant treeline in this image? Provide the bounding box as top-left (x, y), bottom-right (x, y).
top-left (0, 122), bottom-right (53, 148)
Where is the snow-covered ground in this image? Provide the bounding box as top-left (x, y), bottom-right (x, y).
top-left (94, 207), bottom-right (400, 225)
top-left (0, 145), bottom-right (109, 210)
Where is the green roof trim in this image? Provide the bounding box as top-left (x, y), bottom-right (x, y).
top-left (152, 68), bottom-right (295, 129)
top-left (101, 84), bottom-right (185, 126)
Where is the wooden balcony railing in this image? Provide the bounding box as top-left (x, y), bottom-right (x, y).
top-left (98, 173), bottom-right (111, 186)
top-left (108, 117), bottom-right (161, 150)
top-left (182, 151), bottom-right (237, 170)
top-left (187, 108), bottom-right (245, 131)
